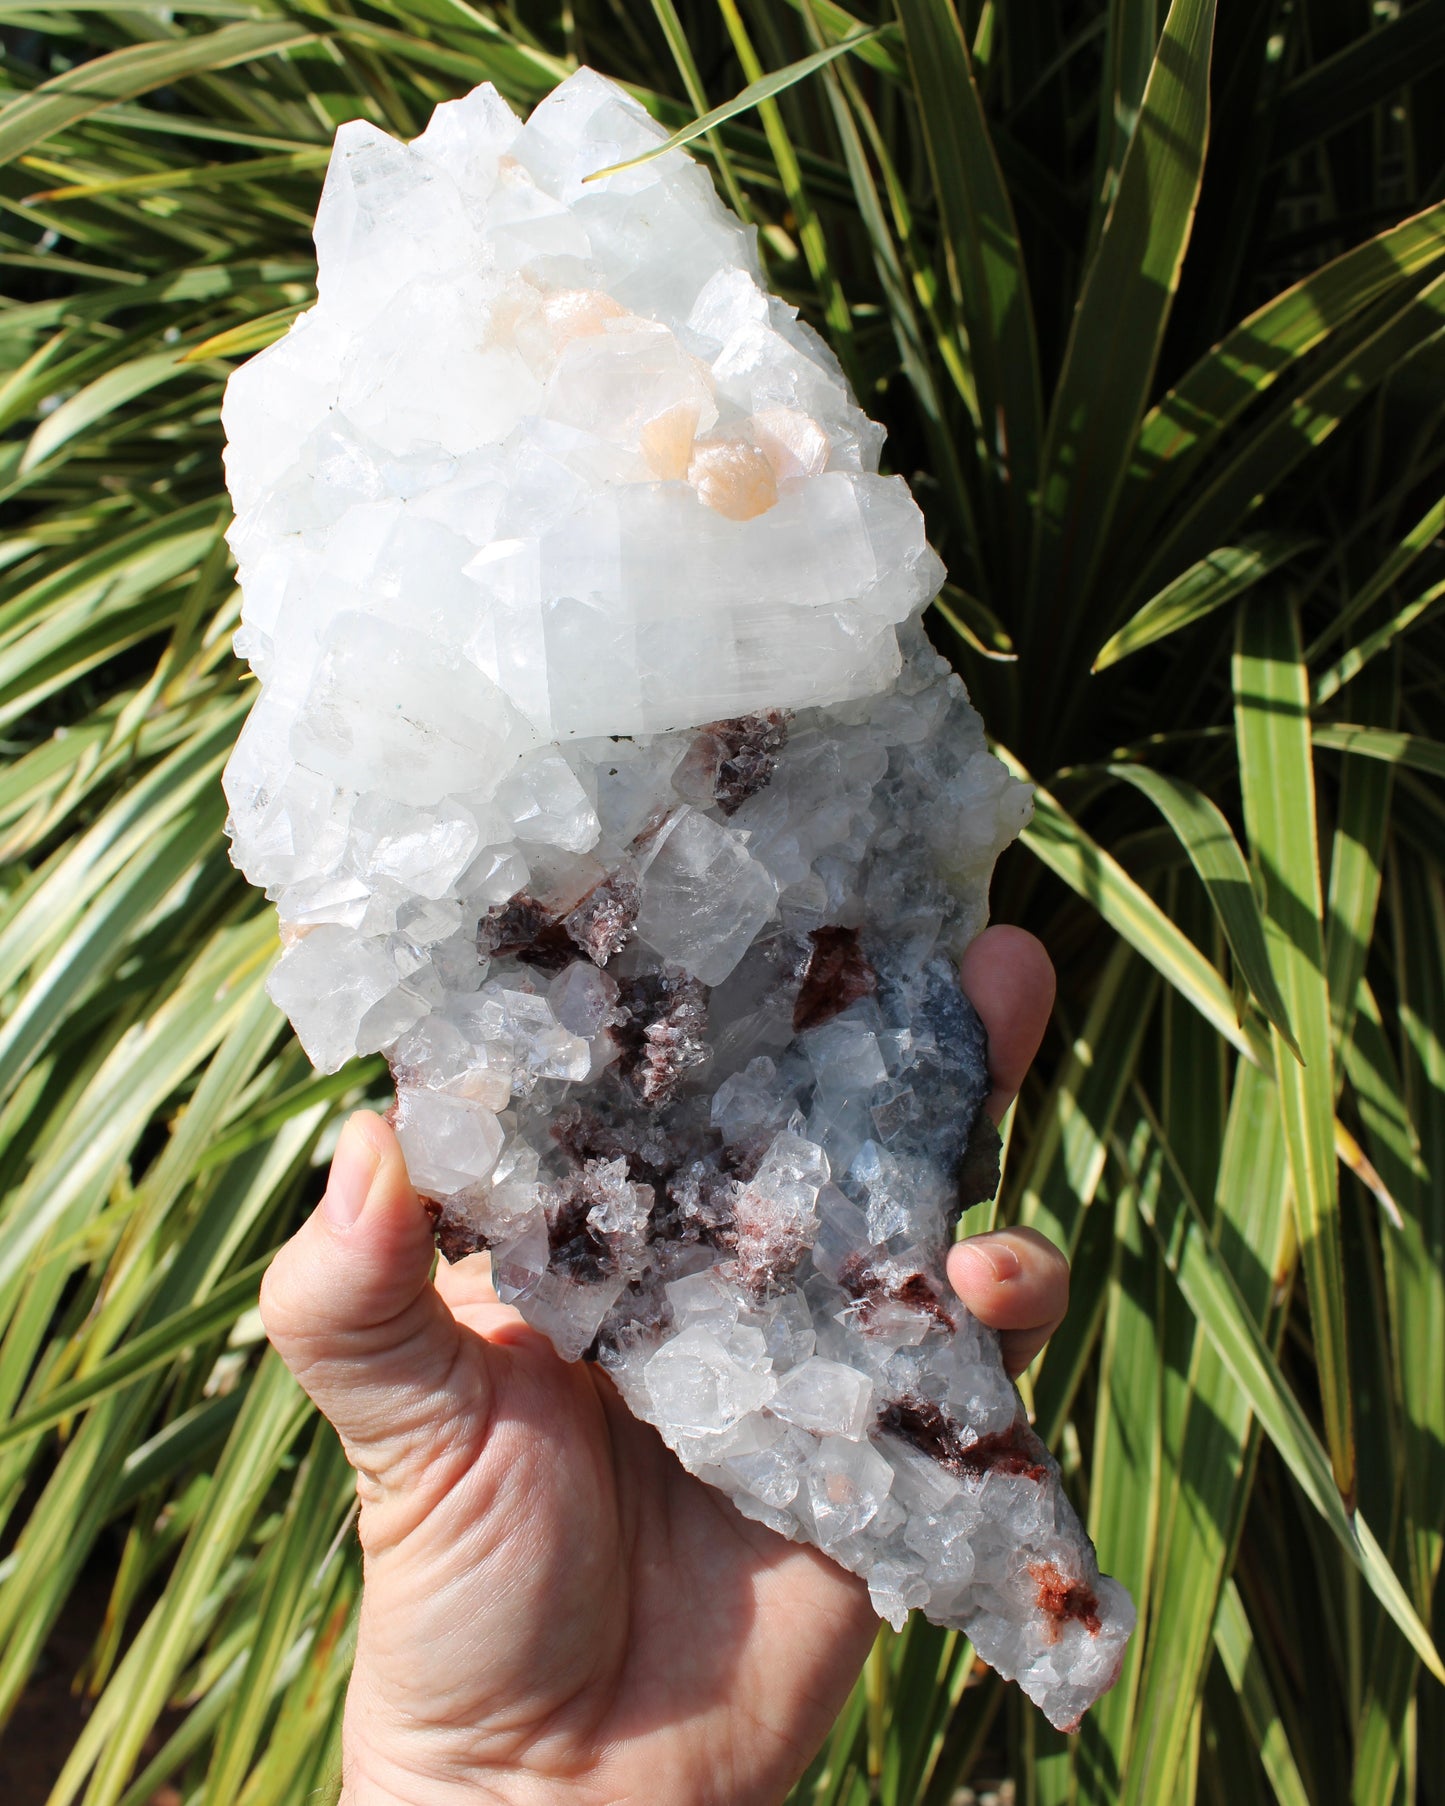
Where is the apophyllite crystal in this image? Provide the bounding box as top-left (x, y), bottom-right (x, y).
top-left (221, 68), bottom-right (1134, 1728)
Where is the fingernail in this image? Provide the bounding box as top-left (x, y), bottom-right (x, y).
top-left (958, 1236), bottom-right (1021, 1283)
top-left (322, 1116), bottom-right (382, 1230)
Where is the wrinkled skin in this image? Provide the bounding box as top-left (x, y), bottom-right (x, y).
top-left (261, 926), bottom-right (1066, 1806)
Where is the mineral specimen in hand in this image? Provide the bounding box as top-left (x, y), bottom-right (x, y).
top-left (221, 67), bottom-right (1134, 1728)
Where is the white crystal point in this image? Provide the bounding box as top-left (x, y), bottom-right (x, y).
top-left (221, 67), bottom-right (1129, 1729)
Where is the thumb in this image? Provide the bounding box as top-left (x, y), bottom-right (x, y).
top-left (260, 1110), bottom-right (484, 1491)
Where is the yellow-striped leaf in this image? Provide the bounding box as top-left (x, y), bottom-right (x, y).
top-left (1234, 595), bottom-right (1353, 1501)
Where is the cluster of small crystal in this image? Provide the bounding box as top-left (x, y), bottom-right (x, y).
top-left (221, 68), bottom-right (1133, 1728)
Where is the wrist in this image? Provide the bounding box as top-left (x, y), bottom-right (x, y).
top-left (338, 1657), bottom-right (524, 1806)
top-left (341, 1711), bottom-right (519, 1806)
top-left (341, 1753), bottom-right (517, 1806)
top-left (342, 1767), bottom-right (600, 1806)
top-left (337, 1659), bottom-right (637, 1806)
top-left (341, 1723), bottom-right (596, 1806)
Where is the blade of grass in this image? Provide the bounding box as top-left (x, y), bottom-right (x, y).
top-left (1305, 489), bottom-right (1445, 660)
top-left (903, 1625), bottom-right (982, 1806)
top-left (1312, 722), bottom-right (1445, 780)
top-left (19, 348), bottom-right (215, 472)
top-left (0, 1257), bottom-right (268, 1451)
top-left (1312, 579), bottom-right (1445, 707)
top-left (1003, 749), bottom-right (1265, 1063)
top-left (585, 27), bottom-right (880, 179)
top-left (0, 23), bottom-right (321, 165)
top-left (1124, 272), bottom-right (1445, 612)
top-left (1122, 200), bottom-right (1445, 547)
top-left (0, 793), bottom-right (225, 1092)
top-left (778, 0), bottom-right (910, 81)
top-left (202, 1421), bottom-right (352, 1804)
top-left (21, 146), bottom-right (331, 206)
top-left (1093, 532), bottom-right (1316, 670)
top-left (0, 1385), bottom-right (162, 1720)
top-left (645, 0), bottom-right (750, 217)
top-left (1131, 1088), bottom-right (1443, 1683)
top-left (110, 1392), bottom-right (245, 1517)
top-left (0, 697), bottom-right (242, 1014)
top-left (181, 304), bottom-right (308, 362)
top-left (1342, 972), bottom-right (1440, 1799)
top-left (894, 0), bottom-right (1043, 582)
top-left (1075, 1138), bottom-right (1164, 1796)
top-left (1385, 860), bottom-right (1445, 1609)
top-left (0, 912), bottom-right (276, 1296)
top-left (113, 1650), bottom-right (249, 1806)
top-left (1029, 0), bottom-right (1216, 645)
top-left (1011, 940), bottom-right (1155, 1260)
top-left (1213, 1578), bottom-right (1313, 1806)
top-left (1323, 654), bottom-right (1396, 1064)
top-left (239, 1559), bottom-right (357, 1806)
top-left (932, 585), bottom-right (1016, 661)
top-left (710, 0), bottom-right (856, 367)
top-left (51, 1351), bottom-right (310, 1806)
top-left (1235, 594), bottom-right (1354, 1503)
top-left (1089, 0), bottom-right (1166, 246)
top-left (797, 17), bottom-right (982, 572)
top-left (1103, 761), bottom-right (1301, 1057)
top-left (1119, 889), bottom-right (1243, 1805)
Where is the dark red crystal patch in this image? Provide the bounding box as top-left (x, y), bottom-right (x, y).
top-left (675, 710), bottom-right (789, 814)
top-left (837, 1253), bottom-right (956, 1331)
top-left (478, 893), bottom-right (573, 971)
top-left (793, 924), bottom-right (878, 1034)
top-left (876, 1395), bottom-right (1049, 1484)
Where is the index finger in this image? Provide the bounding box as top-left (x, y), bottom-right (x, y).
top-left (959, 925), bottom-right (1056, 1125)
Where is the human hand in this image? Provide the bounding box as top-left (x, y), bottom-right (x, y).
top-left (260, 925), bottom-right (1064, 1806)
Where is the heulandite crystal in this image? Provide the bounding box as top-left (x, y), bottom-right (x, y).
top-left (221, 67), bottom-right (1135, 1729)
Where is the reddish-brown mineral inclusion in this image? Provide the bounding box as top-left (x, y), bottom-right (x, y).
top-left (793, 924), bottom-right (878, 1034)
top-left (1029, 1560), bottom-right (1102, 1640)
top-left (876, 1395), bottom-right (1049, 1484)
top-left (837, 1252), bottom-right (956, 1331)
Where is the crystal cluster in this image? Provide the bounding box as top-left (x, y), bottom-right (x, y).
top-left (221, 68), bottom-right (1133, 1728)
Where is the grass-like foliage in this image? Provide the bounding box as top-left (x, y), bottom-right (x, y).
top-left (1, 2), bottom-right (1443, 1801)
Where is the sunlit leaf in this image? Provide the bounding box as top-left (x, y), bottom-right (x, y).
top-left (0, 22), bottom-right (320, 164)
top-left (895, 0), bottom-right (1043, 582)
top-left (1313, 722), bottom-right (1445, 780)
top-left (1213, 1580), bottom-right (1312, 1806)
top-left (1103, 761), bottom-right (1300, 1056)
top-left (1124, 200), bottom-right (1445, 548)
top-left (1003, 749), bottom-right (1263, 1062)
top-left (1131, 1092), bottom-right (1442, 1682)
top-left (1030, 0), bottom-right (1216, 633)
top-left (584, 28), bottom-right (881, 179)
top-left (1093, 533), bottom-right (1315, 671)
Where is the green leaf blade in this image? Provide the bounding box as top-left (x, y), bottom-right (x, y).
top-left (584, 28), bottom-right (881, 179)
top-left (1234, 595), bottom-right (1354, 1503)
top-left (1104, 761), bottom-right (1302, 1058)
top-left (1093, 533), bottom-right (1315, 671)
top-left (1030, 0), bottom-right (1217, 637)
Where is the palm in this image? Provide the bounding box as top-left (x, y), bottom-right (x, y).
top-left (348, 1275), bottom-right (877, 1803)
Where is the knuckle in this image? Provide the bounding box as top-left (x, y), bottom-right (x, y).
top-left (1010, 1225), bottom-right (1070, 1278)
